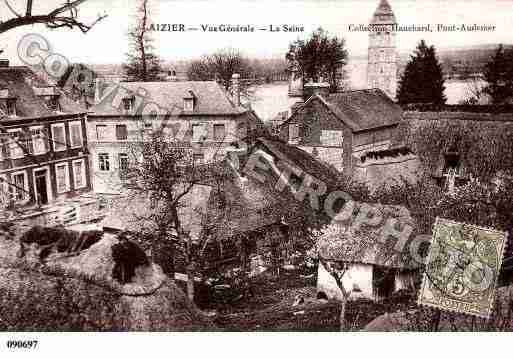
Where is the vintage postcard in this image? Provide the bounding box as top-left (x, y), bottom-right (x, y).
top-left (418, 218), bottom-right (507, 318)
top-left (1, 1), bottom-right (513, 350)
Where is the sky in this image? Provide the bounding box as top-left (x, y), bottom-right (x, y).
top-left (1, 0), bottom-right (513, 65)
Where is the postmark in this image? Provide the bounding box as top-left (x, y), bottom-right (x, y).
top-left (418, 218), bottom-right (507, 318)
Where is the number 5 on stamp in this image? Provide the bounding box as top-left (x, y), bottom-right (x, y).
top-left (418, 218), bottom-right (507, 318)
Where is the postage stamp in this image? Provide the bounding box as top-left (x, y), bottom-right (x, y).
top-left (418, 217), bottom-right (507, 318)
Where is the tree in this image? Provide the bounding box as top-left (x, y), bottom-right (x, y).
top-left (123, 0), bottom-right (162, 82)
top-left (187, 48), bottom-right (254, 100)
top-left (0, 0), bottom-right (106, 34)
top-left (286, 27), bottom-right (348, 92)
top-left (483, 45), bottom-right (513, 105)
top-left (397, 40), bottom-right (446, 105)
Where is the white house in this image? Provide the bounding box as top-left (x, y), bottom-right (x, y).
top-left (316, 204), bottom-right (419, 302)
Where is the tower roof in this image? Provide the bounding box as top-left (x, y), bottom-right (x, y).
top-left (370, 0), bottom-right (396, 25)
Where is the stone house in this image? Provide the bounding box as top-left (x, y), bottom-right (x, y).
top-left (88, 75), bottom-right (263, 194)
top-left (279, 85), bottom-right (402, 177)
top-left (0, 61), bottom-right (92, 211)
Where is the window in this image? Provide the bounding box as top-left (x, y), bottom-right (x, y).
top-left (45, 96), bottom-right (60, 111)
top-left (6, 99), bottom-right (16, 116)
top-left (122, 97), bottom-right (134, 112)
top-left (193, 153), bottom-right (204, 165)
top-left (7, 130), bottom-right (24, 159)
top-left (320, 130), bottom-right (343, 146)
top-left (0, 176), bottom-right (8, 207)
top-left (69, 121), bottom-right (83, 148)
top-left (144, 122), bottom-right (153, 130)
top-left (55, 162), bottom-right (70, 193)
top-left (118, 153), bottom-right (128, 179)
top-left (72, 159), bottom-right (87, 189)
top-left (184, 98), bottom-right (194, 111)
top-left (51, 123), bottom-right (66, 151)
top-left (116, 124), bottom-right (128, 140)
top-left (288, 123), bottom-right (299, 144)
top-left (192, 124), bottom-right (207, 142)
top-left (30, 126), bottom-right (47, 154)
top-left (98, 153), bottom-right (110, 171)
top-left (96, 125), bottom-right (107, 141)
top-left (11, 171), bottom-right (27, 201)
top-left (213, 124), bottom-right (226, 141)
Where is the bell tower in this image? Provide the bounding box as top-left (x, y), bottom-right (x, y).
top-left (367, 0), bottom-right (398, 99)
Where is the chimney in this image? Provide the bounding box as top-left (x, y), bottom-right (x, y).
top-left (232, 73), bottom-right (240, 106)
top-left (94, 77), bottom-right (103, 105)
top-left (0, 59), bottom-right (9, 68)
top-left (303, 81), bottom-right (330, 101)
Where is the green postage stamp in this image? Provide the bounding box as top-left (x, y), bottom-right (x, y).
top-left (418, 218), bottom-right (507, 318)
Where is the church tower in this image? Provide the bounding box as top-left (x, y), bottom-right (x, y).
top-left (367, 0), bottom-right (398, 100)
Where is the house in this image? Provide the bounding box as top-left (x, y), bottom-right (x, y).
top-left (201, 137), bottom-right (339, 271)
top-left (316, 204), bottom-right (419, 302)
top-left (88, 74), bottom-right (264, 193)
top-left (279, 84), bottom-right (402, 176)
top-left (0, 60), bottom-right (92, 212)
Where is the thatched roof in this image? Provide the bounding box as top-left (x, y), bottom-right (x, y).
top-left (0, 231), bottom-right (214, 331)
top-left (317, 203), bottom-right (420, 270)
top-left (100, 186), bottom-right (212, 241)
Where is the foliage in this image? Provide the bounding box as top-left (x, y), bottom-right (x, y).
top-left (186, 48), bottom-right (254, 99)
top-left (482, 44), bottom-right (513, 105)
top-left (403, 118), bottom-right (513, 182)
top-left (286, 27), bottom-right (349, 92)
top-left (123, 0), bottom-right (163, 82)
top-left (397, 40), bottom-right (446, 105)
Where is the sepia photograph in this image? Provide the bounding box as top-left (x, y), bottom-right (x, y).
top-left (0, 0), bottom-right (513, 356)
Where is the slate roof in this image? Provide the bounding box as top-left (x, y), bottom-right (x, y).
top-left (324, 89), bottom-right (402, 131)
top-left (91, 80), bottom-right (247, 116)
top-left (285, 89), bottom-right (402, 133)
top-left (256, 137), bottom-right (340, 187)
top-left (370, 0), bottom-right (396, 25)
top-left (0, 66), bottom-right (86, 121)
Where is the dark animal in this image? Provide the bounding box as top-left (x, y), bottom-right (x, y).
top-left (18, 225), bottom-right (103, 261)
top-left (111, 235), bottom-right (149, 284)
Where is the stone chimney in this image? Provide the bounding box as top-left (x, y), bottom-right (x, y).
top-left (94, 77), bottom-right (103, 105)
top-left (232, 73), bottom-right (240, 106)
top-left (0, 59), bottom-right (9, 68)
top-left (303, 81), bottom-right (330, 101)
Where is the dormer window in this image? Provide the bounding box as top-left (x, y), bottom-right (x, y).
top-left (183, 91), bottom-right (196, 112)
top-left (33, 87), bottom-right (60, 112)
top-left (6, 98), bottom-right (16, 116)
top-left (0, 89), bottom-right (16, 117)
top-left (122, 96), bottom-right (135, 113)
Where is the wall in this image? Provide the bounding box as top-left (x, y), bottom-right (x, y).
top-left (87, 114), bottom-right (249, 193)
top-left (353, 153), bottom-right (421, 191)
top-left (280, 97), bottom-right (353, 176)
top-left (317, 261), bottom-right (374, 301)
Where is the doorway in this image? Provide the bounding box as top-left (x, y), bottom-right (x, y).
top-left (34, 169), bottom-right (49, 205)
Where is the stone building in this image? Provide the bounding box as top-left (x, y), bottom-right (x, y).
top-left (88, 75), bottom-right (263, 194)
top-left (367, 0), bottom-right (398, 100)
top-left (279, 85), bottom-right (402, 176)
top-left (0, 61), bottom-right (92, 212)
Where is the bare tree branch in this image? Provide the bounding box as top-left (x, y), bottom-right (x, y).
top-left (0, 0), bottom-right (107, 34)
